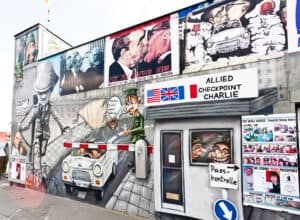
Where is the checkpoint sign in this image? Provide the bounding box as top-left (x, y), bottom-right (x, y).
top-left (214, 199), bottom-right (238, 220)
top-left (209, 163), bottom-right (239, 189)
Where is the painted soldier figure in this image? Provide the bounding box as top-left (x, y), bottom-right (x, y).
top-left (122, 88), bottom-right (146, 169)
top-left (122, 88), bottom-right (146, 143)
top-left (19, 62), bottom-right (68, 172)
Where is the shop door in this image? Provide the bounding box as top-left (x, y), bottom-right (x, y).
top-left (161, 131), bottom-right (184, 211)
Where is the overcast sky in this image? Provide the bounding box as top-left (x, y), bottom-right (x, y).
top-left (0, 0), bottom-right (202, 131)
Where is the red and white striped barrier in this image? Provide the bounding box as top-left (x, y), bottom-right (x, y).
top-left (63, 142), bottom-right (153, 154)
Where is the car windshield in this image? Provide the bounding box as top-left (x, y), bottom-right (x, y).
top-left (214, 20), bottom-right (241, 33)
top-left (71, 149), bottom-right (106, 159)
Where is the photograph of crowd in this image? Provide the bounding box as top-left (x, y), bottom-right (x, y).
top-left (243, 144), bottom-right (297, 154)
top-left (243, 122), bottom-right (296, 143)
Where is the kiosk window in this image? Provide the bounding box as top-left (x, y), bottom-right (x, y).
top-left (161, 132), bottom-right (184, 206)
top-left (162, 133), bottom-right (182, 167)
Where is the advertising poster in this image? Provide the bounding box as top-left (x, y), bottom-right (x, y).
top-left (178, 0), bottom-right (287, 73)
top-left (105, 15), bottom-right (179, 87)
top-left (59, 39), bottom-right (105, 95)
top-left (15, 29), bottom-right (38, 83)
top-left (8, 156), bottom-right (27, 184)
top-left (242, 114), bottom-right (300, 215)
top-left (287, 0), bottom-right (300, 52)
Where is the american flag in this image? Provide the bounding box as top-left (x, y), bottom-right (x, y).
top-left (147, 86), bottom-right (185, 103)
top-left (147, 89), bottom-right (161, 103)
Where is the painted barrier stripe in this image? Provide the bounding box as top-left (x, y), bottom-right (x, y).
top-left (128, 145), bottom-right (135, 151)
top-left (64, 142), bottom-right (72, 148)
top-left (79, 143), bottom-right (89, 149)
top-left (88, 144), bottom-right (98, 149)
top-left (118, 145), bottom-right (129, 151)
top-left (72, 143), bottom-right (80, 148)
top-left (147, 146), bottom-right (153, 154)
top-left (98, 144), bottom-right (107, 150)
top-left (63, 142), bottom-right (153, 153)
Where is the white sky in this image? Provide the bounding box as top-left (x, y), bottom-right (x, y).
top-left (0, 0), bottom-right (201, 131)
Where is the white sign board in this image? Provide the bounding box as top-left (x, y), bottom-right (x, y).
top-left (209, 163), bottom-right (239, 190)
top-left (144, 68), bottom-right (258, 106)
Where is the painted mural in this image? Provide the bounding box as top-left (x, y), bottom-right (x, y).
top-left (15, 29), bottom-right (38, 86)
top-left (287, 0), bottom-right (300, 52)
top-left (105, 15), bottom-right (179, 86)
top-left (10, 1), bottom-right (300, 219)
top-left (12, 55), bottom-right (152, 204)
top-left (39, 28), bottom-right (71, 59)
top-left (59, 39), bottom-right (105, 95)
top-left (179, 0), bottom-right (287, 72)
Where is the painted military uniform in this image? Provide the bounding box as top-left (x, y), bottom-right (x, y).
top-left (131, 113), bottom-right (146, 144)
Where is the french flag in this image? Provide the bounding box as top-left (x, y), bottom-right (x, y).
top-left (190, 84), bottom-right (198, 99)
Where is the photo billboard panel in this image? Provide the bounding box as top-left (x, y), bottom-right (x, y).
top-left (105, 15), bottom-right (179, 87)
top-left (59, 39), bottom-right (105, 95)
top-left (178, 0), bottom-right (287, 73)
top-left (242, 114), bottom-right (300, 215)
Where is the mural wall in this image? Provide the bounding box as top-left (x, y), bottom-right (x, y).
top-left (11, 55), bottom-right (152, 204)
top-left (10, 0), bottom-right (300, 219)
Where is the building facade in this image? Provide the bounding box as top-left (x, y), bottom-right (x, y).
top-left (9, 1), bottom-right (300, 220)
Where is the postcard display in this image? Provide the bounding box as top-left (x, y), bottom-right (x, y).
top-left (242, 114), bottom-right (300, 214)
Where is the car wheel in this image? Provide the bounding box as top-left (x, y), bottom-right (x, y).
top-left (95, 190), bottom-right (104, 201)
top-left (111, 163), bottom-right (117, 177)
top-left (65, 184), bottom-right (72, 194)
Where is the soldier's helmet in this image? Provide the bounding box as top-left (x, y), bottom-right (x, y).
top-left (34, 61), bottom-right (59, 93)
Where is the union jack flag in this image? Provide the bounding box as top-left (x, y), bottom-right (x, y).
top-left (147, 86), bottom-right (185, 103)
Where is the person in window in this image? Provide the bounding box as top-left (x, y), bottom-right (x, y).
top-left (243, 166), bottom-right (253, 191)
top-left (91, 149), bottom-right (102, 159)
top-left (269, 171), bottom-right (280, 194)
top-left (16, 163), bottom-right (21, 179)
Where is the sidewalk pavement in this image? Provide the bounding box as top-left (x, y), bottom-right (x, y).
top-left (0, 177), bottom-right (142, 220)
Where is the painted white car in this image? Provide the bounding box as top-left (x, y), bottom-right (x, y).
top-left (61, 147), bottom-right (118, 200)
top-left (206, 20), bottom-right (250, 55)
